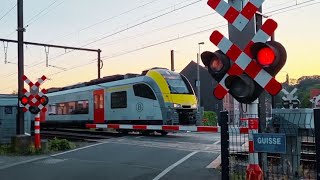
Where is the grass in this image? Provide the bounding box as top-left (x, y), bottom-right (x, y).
top-left (0, 138), bottom-right (76, 156)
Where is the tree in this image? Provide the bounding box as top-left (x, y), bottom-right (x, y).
top-left (11, 90), bottom-right (18, 95)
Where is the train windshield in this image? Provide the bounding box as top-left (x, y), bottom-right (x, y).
top-left (157, 69), bottom-right (193, 94)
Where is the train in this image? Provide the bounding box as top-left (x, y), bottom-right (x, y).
top-left (41, 68), bottom-right (200, 135)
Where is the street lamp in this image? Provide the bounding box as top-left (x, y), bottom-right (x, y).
top-left (197, 42), bottom-right (204, 118)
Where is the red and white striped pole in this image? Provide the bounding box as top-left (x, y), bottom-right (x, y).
top-left (34, 113), bottom-right (41, 149)
top-left (246, 118), bottom-right (262, 180)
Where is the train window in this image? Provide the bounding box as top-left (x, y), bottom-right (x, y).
top-left (111, 91), bottom-right (127, 109)
top-left (99, 94), bottom-right (104, 109)
top-left (133, 84), bottom-right (156, 100)
top-left (50, 100), bottom-right (89, 115)
top-left (94, 95), bottom-right (99, 110)
top-left (4, 106), bottom-right (12, 114)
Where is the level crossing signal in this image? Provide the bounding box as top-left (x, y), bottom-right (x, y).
top-left (19, 75), bottom-right (49, 114)
top-left (201, 0), bottom-right (287, 104)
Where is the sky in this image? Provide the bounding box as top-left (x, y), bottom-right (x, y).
top-left (0, 0), bottom-right (319, 93)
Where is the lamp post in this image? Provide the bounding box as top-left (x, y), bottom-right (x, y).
top-left (197, 42), bottom-right (204, 119)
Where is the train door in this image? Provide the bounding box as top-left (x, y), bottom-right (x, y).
top-left (93, 89), bottom-right (105, 123)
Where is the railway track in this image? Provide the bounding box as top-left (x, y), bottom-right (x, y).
top-left (41, 128), bottom-right (121, 141)
top-left (40, 128), bottom-right (167, 141)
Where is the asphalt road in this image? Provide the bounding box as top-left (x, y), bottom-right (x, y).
top-left (0, 132), bottom-right (222, 180)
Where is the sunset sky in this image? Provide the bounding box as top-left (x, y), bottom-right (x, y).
top-left (0, 0), bottom-right (319, 93)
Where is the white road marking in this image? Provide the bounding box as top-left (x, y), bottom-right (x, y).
top-left (213, 140), bottom-right (221, 145)
top-left (206, 154), bottom-right (221, 169)
top-left (152, 151), bottom-right (198, 180)
top-left (51, 141), bottom-right (108, 157)
top-left (0, 141), bottom-right (109, 170)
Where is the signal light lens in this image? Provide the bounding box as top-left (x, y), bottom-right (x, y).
top-left (21, 96), bottom-right (29, 105)
top-left (209, 58), bottom-right (224, 72)
top-left (29, 106), bottom-right (40, 114)
top-left (226, 75), bottom-right (254, 98)
top-left (39, 96), bottom-right (49, 106)
top-left (257, 47), bottom-right (275, 66)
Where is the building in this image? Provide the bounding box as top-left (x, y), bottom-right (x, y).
top-left (311, 89), bottom-right (320, 99)
top-left (180, 61), bottom-right (223, 114)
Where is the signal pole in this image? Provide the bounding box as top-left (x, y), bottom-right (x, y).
top-left (197, 42), bottom-right (204, 117)
top-left (17, 0), bottom-right (25, 135)
top-left (170, 50), bottom-right (175, 71)
top-left (4, 0), bottom-right (102, 135)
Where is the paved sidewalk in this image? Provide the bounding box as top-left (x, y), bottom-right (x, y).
top-left (0, 155), bottom-right (47, 170)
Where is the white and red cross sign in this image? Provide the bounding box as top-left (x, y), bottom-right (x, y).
top-left (207, 0), bottom-right (282, 99)
top-left (20, 75), bottom-right (48, 113)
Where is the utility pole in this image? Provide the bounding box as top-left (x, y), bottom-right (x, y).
top-left (17, 0), bottom-right (25, 135)
top-left (7, 0), bottom-right (102, 135)
top-left (271, 33), bottom-right (276, 108)
top-left (98, 49), bottom-right (102, 78)
top-left (170, 50), bottom-right (174, 71)
top-left (197, 42), bottom-right (204, 119)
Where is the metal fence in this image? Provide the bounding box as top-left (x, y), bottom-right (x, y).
top-left (222, 109), bottom-right (317, 180)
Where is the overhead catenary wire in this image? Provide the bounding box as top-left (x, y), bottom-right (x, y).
top-left (0, 0), bottom-right (319, 92)
top-left (0, 3), bottom-right (17, 22)
top-left (3, 0), bottom-right (65, 39)
top-left (81, 0), bottom-right (203, 48)
top-left (25, 0), bottom-right (65, 28)
top-left (3, 0), bottom-right (204, 72)
top-left (1, 0), bottom-right (200, 74)
top-left (43, 0), bottom-right (320, 80)
top-left (53, 0), bottom-right (161, 42)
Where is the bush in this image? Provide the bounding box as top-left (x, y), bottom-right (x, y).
top-left (203, 111), bottom-right (217, 126)
top-left (0, 144), bottom-right (12, 155)
top-left (49, 138), bottom-right (76, 151)
top-left (0, 144), bottom-right (44, 155)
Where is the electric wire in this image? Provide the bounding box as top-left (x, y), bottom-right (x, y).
top-left (80, 0), bottom-right (203, 48)
top-left (52, 0), bottom-right (161, 42)
top-left (25, 0), bottom-right (65, 28)
top-left (0, 0), bottom-right (202, 80)
top-left (0, 3), bottom-right (17, 22)
top-left (44, 0), bottom-right (320, 82)
top-left (0, 0), bottom-right (319, 91)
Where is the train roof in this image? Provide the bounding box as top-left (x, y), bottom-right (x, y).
top-left (47, 67), bottom-right (170, 94)
top-left (0, 94), bottom-right (17, 98)
top-left (0, 94), bottom-right (18, 106)
top-left (47, 76), bottom-right (151, 97)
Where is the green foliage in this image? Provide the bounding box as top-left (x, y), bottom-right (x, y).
top-left (273, 75), bottom-right (320, 108)
top-left (0, 144), bottom-right (12, 155)
top-left (0, 144), bottom-right (44, 155)
top-left (0, 138), bottom-right (76, 155)
top-left (231, 172), bottom-right (246, 180)
top-left (49, 138), bottom-right (76, 151)
top-left (203, 111), bottom-right (217, 126)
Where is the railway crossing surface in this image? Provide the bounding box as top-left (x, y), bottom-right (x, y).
top-left (0, 132), bottom-right (224, 180)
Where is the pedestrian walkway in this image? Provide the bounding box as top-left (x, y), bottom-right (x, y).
top-left (0, 155), bottom-right (47, 170)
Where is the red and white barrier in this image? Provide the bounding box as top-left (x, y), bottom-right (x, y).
top-left (34, 114), bottom-right (41, 149)
top-left (246, 118), bottom-right (263, 180)
top-left (86, 124), bottom-right (249, 134)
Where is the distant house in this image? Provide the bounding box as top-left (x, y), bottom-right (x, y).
top-left (311, 89), bottom-right (320, 99)
top-left (180, 61), bottom-right (223, 114)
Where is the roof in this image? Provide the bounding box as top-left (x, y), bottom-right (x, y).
top-left (180, 61), bottom-right (208, 73)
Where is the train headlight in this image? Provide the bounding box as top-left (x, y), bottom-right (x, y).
top-left (191, 104), bottom-right (197, 109)
top-left (173, 103), bottom-right (182, 108)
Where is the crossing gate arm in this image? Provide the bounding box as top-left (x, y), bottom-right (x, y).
top-left (85, 124), bottom-right (248, 134)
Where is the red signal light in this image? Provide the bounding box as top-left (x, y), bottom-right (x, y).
top-left (40, 96), bottom-right (49, 106)
top-left (209, 58), bottom-right (224, 72)
top-left (257, 47), bottom-right (275, 66)
top-left (21, 96), bottom-right (29, 105)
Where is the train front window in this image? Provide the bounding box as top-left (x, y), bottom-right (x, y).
top-left (156, 69), bottom-right (193, 94)
top-left (166, 79), bottom-right (191, 94)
